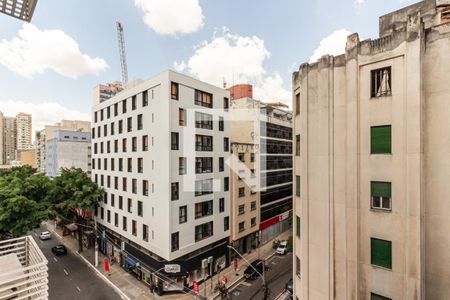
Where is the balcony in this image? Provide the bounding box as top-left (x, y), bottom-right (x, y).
top-left (0, 235), bottom-right (48, 299)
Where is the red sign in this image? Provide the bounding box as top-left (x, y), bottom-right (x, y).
top-left (104, 259), bottom-right (110, 273)
top-left (193, 281), bottom-right (199, 294)
top-left (259, 210), bottom-right (292, 230)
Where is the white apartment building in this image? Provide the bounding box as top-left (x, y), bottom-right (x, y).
top-left (16, 112), bottom-right (32, 151)
top-left (92, 70), bottom-right (231, 292)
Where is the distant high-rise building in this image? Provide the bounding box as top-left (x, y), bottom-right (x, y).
top-left (92, 81), bottom-right (123, 106)
top-left (0, 113), bottom-right (17, 165)
top-left (35, 120), bottom-right (91, 173)
top-left (16, 112), bottom-right (32, 151)
top-left (0, 0), bottom-right (38, 22)
top-left (45, 130), bottom-right (91, 177)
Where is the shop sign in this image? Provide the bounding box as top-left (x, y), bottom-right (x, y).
top-left (164, 264), bottom-right (181, 273)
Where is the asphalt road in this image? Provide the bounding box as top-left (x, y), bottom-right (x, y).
top-left (31, 226), bottom-right (123, 300)
top-left (230, 252), bottom-right (293, 300)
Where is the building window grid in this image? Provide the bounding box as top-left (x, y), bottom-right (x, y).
top-left (194, 89), bottom-right (213, 108)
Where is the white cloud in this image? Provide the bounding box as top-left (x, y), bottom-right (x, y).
top-left (134, 0), bottom-right (204, 35)
top-left (174, 29), bottom-right (291, 105)
top-left (354, 0), bottom-right (366, 8)
top-left (0, 23), bottom-right (108, 79)
top-left (309, 29), bottom-right (352, 63)
top-left (0, 100), bottom-right (90, 132)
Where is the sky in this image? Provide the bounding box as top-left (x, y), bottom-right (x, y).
top-left (0, 0), bottom-right (418, 132)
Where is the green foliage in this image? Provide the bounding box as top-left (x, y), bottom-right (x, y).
top-left (0, 166), bottom-right (102, 238)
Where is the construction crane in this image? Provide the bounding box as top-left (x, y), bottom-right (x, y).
top-left (116, 21), bottom-right (129, 85)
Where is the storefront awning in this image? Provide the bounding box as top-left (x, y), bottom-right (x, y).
top-left (125, 256), bottom-right (138, 267)
top-left (65, 223), bottom-right (78, 232)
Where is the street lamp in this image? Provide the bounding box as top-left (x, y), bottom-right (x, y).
top-left (226, 245), bottom-right (268, 300)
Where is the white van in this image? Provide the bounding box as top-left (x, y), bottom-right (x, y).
top-left (276, 241), bottom-right (288, 255)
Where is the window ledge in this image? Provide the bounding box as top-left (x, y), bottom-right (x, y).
top-left (370, 208), bottom-right (392, 213)
top-left (371, 264), bottom-right (392, 271)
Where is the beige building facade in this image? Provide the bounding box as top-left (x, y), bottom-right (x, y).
top-left (16, 112), bottom-right (32, 151)
top-left (1, 115), bottom-right (17, 165)
top-left (292, 1), bottom-right (450, 300)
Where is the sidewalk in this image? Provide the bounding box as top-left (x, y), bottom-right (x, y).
top-left (45, 221), bottom-right (291, 300)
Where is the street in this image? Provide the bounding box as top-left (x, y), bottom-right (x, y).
top-left (32, 226), bottom-right (123, 300)
top-left (230, 252), bottom-right (293, 300)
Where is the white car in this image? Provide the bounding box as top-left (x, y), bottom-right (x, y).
top-left (39, 231), bottom-right (51, 240)
top-left (276, 241), bottom-right (288, 255)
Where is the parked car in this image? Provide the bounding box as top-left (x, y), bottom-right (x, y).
top-left (39, 231), bottom-right (51, 240)
top-left (276, 241), bottom-right (288, 255)
top-left (51, 245), bottom-right (67, 256)
top-left (285, 278), bottom-right (293, 293)
top-left (244, 259), bottom-right (266, 280)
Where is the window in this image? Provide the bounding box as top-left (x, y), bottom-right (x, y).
top-left (104, 124), bottom-right (107, 136)
top-left (224, 177), bottom-right (229, 191)
top-left (223, 97), bottom-right (229, 110)
top-left (195, 112), bottom-right (213, 129)
top-left (196, 157), bottom-right (213, 173)
top-left (107, 210), bottom-right (111, 223)
top-left (371, 66), bottom-right (391, 98)
top-left (371, 293), bottom-right (391, 300)
top-left (132, 220), bottom-right (137, 236)
top-left (251, 217), bottom-right (256, 227)
top-left (371, 238), bottom-right (392, 269)
top-left (195, 179), bottom-right (213, 196)
top-left (179, 157), bottom-right (186, 175)
top-left (171, 232), bottom-right (179, 251)
top-left (238, 187), bottom-right (245, 197)
top-left (122, 178), bottom-right (127, 191)
top-left (143, 90), bottom-right (148, 107)
top-left (195, 134), bottom-right (213, 151)
top-left (143, 135), bottom-right (149, 151)
top-left (111, 194), bottom-right (115, 207)
top-left (128, 198), bottom-right (132, 213)
top-left (138, 201), bottom-right (143, 217)
top-left (296, 176), bottom-right (301, 197)
top-left (114, 140), bottom-right (118, 153)
top-left (195, 200), bottom-right (213, 219)
top-left (114, 213), bottom-right (118, 227)
top-left (296, 135), bottom-right (300, 156)
top-left (111, 122), bottom-right (115, 135)
top-left (138, 158), bottom-right (143, 173)
top-left (251, 201), bottom-right (256, 211)
top-left (219, 157), bottom-right (224, 172)
top-left (118, 120), bottom-right (123, 134)
top-left (100, 207), bottom-right (104, 219)
top-left (122, 216), bottom-right (127, 231)
top-left (97, 126), bottom-right (101, 138)
top-left (122, 138), bottom-right (127, 152)
top-left (114, 103), bottom-right (118, 116)
top-left (179, 206), bottom-right (187, 223)
top-left (127, 158), bottom-right (132, 172)
top-left (171, 82), bottom-right (179, 100)
top-left (132, 179), bottom-right (137, 194)
top-left (132, 137), bottom-right (137, 152)
top-left (251, 153), bottom-right (255, 162)
top-left (238, 222), bottom-right (245, 232)
top-left (219, 198), bottom-right (225, 212)
top-left (238, 204), bottom-right (245, 215)
top-left (94, 111), bottom-right (98, 123)
top-left (122, 99), bottom-right (127, 114)
top-left (100, 109), bottom-right (104, 121)
top-left (171, 132), bottom-right (179, 150)
top-left (224, 137), bottom-right (229, 152)
top-left (137, 114), bottom-right (143, 130)
top-left (224, 217), bottom-right (229, 231)
top-left (118, 158), bottom-right (123, 171)
top-left (295, 93), bottom-right (300, 115)
top-left (119, 196), bottom-right (123, 210)
top-left (132, 95), bottom-right (137, 110)
top-left (143, 224), bottom-right (148, 241)
top-left (371, 125), bottom-right (392, 154)
top-left (296, 216), bottom-right (301, 238)
top-left (179, 108), bottom-right (186, 126)
top-left (371, 181), bottom-right (392, 211)
top-left (127, 117), bottom-right (132, 132)
top-left (114, 177), bottom-right (118, 189)
top-left (195, 89), bottom-right (213, 108)
top-left (143, 180), bottom-right (149, 196)
top-left (296, 256), bottom-right (301, 277)
top-left (195, 221), bottom-right (213, 241)
top-left (171, 182), bottom-right (179, 200)
top-left (238, 153), bottom-right (245, 162)
top-left (219, 116), bottom-right (224, 131)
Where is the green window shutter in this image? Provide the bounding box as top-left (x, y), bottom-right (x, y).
top-left (371, 238), bottom-right (392, 269)
top-left (371, 125), bottom-right (391, 154)
top-left (296, 135), bottom-right (300, 156)
top-left (296, 176), bottom-right (300, 197)
top-left (371, 293), bottom-right (391, 300)
top-left (371, 182), bottom-right (391, 198)
top-left (296, 216), bottom-right (301, 238)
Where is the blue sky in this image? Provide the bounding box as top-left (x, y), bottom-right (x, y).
top-left (0, 0), bottom-right (416, 131)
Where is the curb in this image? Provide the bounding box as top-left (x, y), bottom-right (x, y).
top-left (47, 225), bottom-right (131, 300)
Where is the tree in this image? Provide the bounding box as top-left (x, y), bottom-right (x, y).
top-left (0, 166), bottom-right (53, 238)
top-left (50, 168), bottom-right (104, 252)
